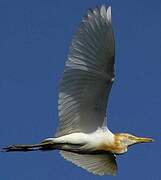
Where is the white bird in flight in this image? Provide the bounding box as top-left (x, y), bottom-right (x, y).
top-left (3, 5), bottom-right (153, 176)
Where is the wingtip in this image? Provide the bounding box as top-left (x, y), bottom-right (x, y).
top-left (100, 5), bottom-right (112, 23)
top-left (84, 4), bottom-right (112, 24)
top-left (106, 6), bottom-right (112, 23)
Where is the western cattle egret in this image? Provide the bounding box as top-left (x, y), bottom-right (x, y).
top-left (3, 5), bottom-right (153, 176)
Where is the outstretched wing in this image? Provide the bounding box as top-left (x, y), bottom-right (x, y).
top-left (60, 151), bottom-right (117, 176)
top-left (56, 5), bottom-right (115, 137)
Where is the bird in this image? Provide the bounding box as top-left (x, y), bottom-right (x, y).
top-left (3, 5), bottom-right (154, 176)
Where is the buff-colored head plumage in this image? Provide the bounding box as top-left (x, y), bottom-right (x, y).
top-left (113, 133), bottom-right (153, 154)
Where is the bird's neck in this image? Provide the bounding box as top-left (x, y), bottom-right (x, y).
top-left (112, 134), bottom-right (128, 154)
top-left (95, 132), bottom-right (128, 154)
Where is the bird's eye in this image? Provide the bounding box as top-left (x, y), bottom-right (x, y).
top-left (128, 136), bottom-right (134, 140)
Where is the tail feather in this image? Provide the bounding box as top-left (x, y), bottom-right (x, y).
top-left (2, 141), bottom-right (55, 152)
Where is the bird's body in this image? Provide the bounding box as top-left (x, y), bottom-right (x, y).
top-left (3, 5), bottom-right (153, 176)
top-left (44, 128), bottom-right (115, 153)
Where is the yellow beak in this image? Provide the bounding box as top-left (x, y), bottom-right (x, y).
top-left (135, 137), bottom-right (154, 143)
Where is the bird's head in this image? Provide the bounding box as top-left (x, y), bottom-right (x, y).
top-left (115, 133), bottom-right (154, 147)
top-left (113, 133), bottom-right (154, 154)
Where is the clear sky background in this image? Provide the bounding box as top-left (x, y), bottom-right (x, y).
top-left (0, 0), bottom-right (161, 179)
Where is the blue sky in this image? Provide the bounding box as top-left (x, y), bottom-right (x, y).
top-left (0, 0), bottom-right (161, 179)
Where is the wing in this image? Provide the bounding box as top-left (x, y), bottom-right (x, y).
top-left (56, 5), bottom-right (115, 137)
top-left (60, 150), bottom-right (117, 176)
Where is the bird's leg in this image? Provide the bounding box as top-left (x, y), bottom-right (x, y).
top-left (2, 141), bottom-right (55, 152)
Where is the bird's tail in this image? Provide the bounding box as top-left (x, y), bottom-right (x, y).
top-left (2, 141), bottom-right (55, 152)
